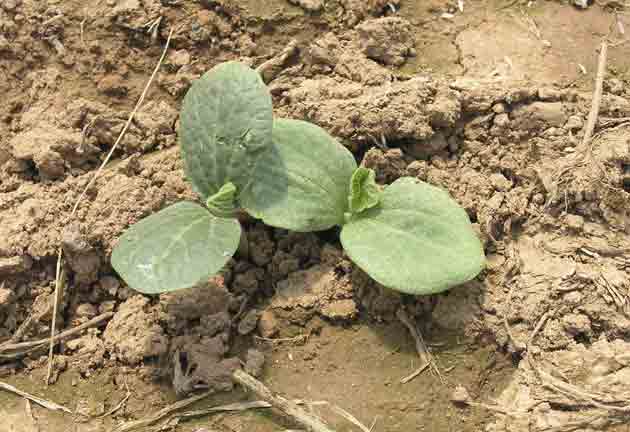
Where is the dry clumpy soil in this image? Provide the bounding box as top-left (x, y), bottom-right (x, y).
top-left (1, 1), bottom-right (630, 432)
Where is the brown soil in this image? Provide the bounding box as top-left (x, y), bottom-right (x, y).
top-left (1, 1), bottom-right (630, 431)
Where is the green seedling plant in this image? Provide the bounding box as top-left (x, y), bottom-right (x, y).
top-left (112, 61), bottom-right (485, 296)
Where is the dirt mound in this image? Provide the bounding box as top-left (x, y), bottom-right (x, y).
top-left (488, 338), bottom-right (630, 432)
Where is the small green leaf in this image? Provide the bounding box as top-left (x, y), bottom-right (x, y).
top-left (111, 202), bottom-right (241, 294)
top-left (206, 182), bottom-right (237, 218)
top-left (341, 177), bottom-right (485, 295)
top-left (240, 118), bottom-right (357, 232)
top-left (348, 167), bottom-right (381, 214)
top-left (179, 61), bottom-right (273, 200)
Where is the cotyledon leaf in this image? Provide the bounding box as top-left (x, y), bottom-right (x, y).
top-left (179, 61), bottom-right (273, 200)
top-left (240, 118), bottom-right (358, 232)
top-left (111, 202), bottom-right (241, 294)
top-left (340, 177), bottom-right (486, 295)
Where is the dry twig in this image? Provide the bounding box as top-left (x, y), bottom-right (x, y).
top-left (115, 390), bottom-right (366, 432)
top-left (113, 391), bottom-right (212, 432)
top-left (232, 369), bottom-right (335, 432)
top-left (543, 41), bottom-right (610, 212)
top-left (0, 312), bottom-right (114, 359)
top-left (526, 307), bottom-right (556, 347)
top-left (256, 39), bottom-right (299, 83)
top-left (100, 377), bottom-right (132, 418)
top-left (178, 400), bottom-right (280, 419)
top-left (79, 7), bottom-right (89, 47)
top-left (0, 381), bottom-right (72, 413)
top-left (45, 28), bottom-right (175, 385)
top-left (597, 116), bottom-right (630, 128)
top-left (46, 263), bottom-right (65, 383)
top-left (24, 399), bottom-right (40, 432)
top-left (581, 41), bottom-right (608, 153)
top-left (0, 286), bottom-right (56, 350)
top-left (396, 308), bottom-right (442, 382)
top-left (400, 363), bottom-right (430, 384)
top-left (178, 399), bottom-right (370, 432)
top-left (325, 402), bottom-right (370, 432)
top-left (254, 334), bottom-right (308, 345)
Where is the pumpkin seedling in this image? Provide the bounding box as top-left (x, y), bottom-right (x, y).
top-left (112, 61), bottom-right (485, 296)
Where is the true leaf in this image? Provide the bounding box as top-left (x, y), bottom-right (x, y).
top-left (111, 202), bottom-right (241, 294)
top-left (179, 61), bottom-right (273, 200)
top-left (206, 182), bottom-right (237, 218)
top-left (348, 167), bottom-right (381, 214)
top-left (340, 177), bottom-right (485, 295)
top-left (240, 118), bottom-right (357, 232)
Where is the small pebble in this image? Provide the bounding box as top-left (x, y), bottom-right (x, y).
top-left (237, 309), bottom-right (260, 335)
top-left (99, 301), bottom-right (116, 314)
top-left (565, 214), bottom-right (584, 231)
top-left (76, 303), bottom-right (98, 319)
top-left (451, 385), bottom-right (471, 404)
top-left (492, 103), bottom-right (507, 114)
top-left (532, 193), bottom-right (545, 205)
top-left (565, 115), bottom-right (584, 131)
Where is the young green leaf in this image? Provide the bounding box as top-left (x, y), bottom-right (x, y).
top-left (340, 177), bottom-right (485, 295)
top-left (206, 182), bottom-right (237, 218)
top-left (240, 118), bottom-right (357, 232)
top-left (111, 202), bottom-right (241, 294)
top-left (348, 167), bottom-right (381, 214)
top-left (179, 61), bottom-right (273, 200)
